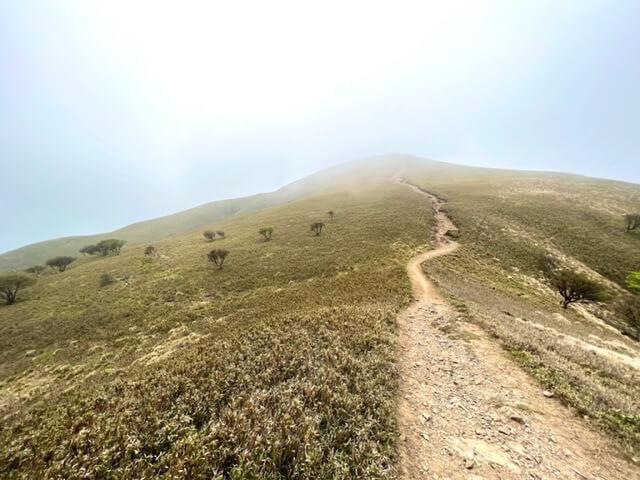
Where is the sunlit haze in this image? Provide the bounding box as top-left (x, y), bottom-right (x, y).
top-left (2, 0), bottom-right (639, 252)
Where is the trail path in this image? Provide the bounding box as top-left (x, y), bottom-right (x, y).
top-left (397, 181), bottom-right (637, 480)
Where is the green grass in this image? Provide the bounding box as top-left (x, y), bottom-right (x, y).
top-left (0, 179), bottom-right (433, 479)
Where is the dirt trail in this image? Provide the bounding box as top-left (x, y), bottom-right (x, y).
top-left (397, 182), bottom-right (637, 480)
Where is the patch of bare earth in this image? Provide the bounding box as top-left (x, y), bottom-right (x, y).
top-left (397, 182), bottom-right (637, 479)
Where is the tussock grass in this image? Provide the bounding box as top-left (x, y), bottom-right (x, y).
top-left (0, 181), bottom-right (433, 478)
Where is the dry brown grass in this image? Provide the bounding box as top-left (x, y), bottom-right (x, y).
top-left (0, 180), bottom-right (434, 479)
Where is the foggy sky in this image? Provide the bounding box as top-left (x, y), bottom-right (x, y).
top-left (1, 0), bottom-right (639, 253)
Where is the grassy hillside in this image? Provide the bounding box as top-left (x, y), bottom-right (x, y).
top-left (403, 165), bottom-right (640, 455)
top-left (2, 155), bottom-right (639, 476)
top-left (0, 157), bottom-right (402, 272)
top-left (404, 165), bottom-right (640, 285)
top-left (0, 175), bottom-right (434, 478)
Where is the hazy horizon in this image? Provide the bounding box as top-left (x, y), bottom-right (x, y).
top-left (2, 0), bottom-right (639, 253)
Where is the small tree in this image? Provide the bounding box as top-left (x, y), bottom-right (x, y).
top-left (46, 256), bottom-right (76, 272)
top-left (310, 222), bottom-right (325, 236)
top-left (203, 230), bottom-right (216, 241)
top-left (216, 230), bottom-right (225, 238)
top-left (258, 226), bottom-right (273, 241)
top-left (111, 239), bottom-right (126, 254)
top-left (550, 270), bottom-right (608, 309)
top-left (24, 265), bottom-right (46, 277)
top-left (144, 245), bottom-right (157, 256)
top-left (208, 249), bottom-right (229, 269)
top-left (0, 273), bottom-right (36, 304)
top-left (327, 210), bottom-right (335, 222)
top-left (98, 239), bottom-right (125, 255)
top-left (626, 271), bottom-right (640, 293)
top-left (624, 213), bottom-right (640, 232)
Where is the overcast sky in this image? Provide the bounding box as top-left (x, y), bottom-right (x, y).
top-left (1, 0), bottom-right (639, 253)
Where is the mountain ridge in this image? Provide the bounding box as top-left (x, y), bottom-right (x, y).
top-left (2, 154), bottom-right (637, 271)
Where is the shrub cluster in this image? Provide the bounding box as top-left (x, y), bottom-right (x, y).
top-left (46, 256), bottom-right (75, 272)
top-left (80, 239), bottom-right (126, 256)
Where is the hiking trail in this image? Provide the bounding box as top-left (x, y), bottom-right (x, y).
top-left (397, 180), bottom-right (637, 479)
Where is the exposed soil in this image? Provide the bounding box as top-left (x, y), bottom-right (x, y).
top-left (397, 181), bottom-right (638, 479)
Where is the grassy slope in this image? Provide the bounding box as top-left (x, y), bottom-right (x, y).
top-left (405, 163), bottom-right (640, 285)
top-left (404, 164), bottom-right (640, 456)
top-left (2, 155), bottom-right (640, 475)
top-left (0, 174), bottom-right (433, 479)
top-left (0, 157), bottom-right (401, 272)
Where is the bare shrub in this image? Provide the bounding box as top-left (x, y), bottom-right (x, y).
top-left (310, 222), bottom-right (324, 236)
top-left (207, 249), bottom-right (229, 269)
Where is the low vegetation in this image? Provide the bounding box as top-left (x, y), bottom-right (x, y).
top-left (144, 245), bottom-right (157, 257)
top-left (0, 180), bottom-right (433, 478)
top-left (1, 157), bottom-right (638, 474)
top-left (627, 271), bottom-right (640, 292)
top-left (406, 163), bottom-right (640, 287)
top-left (203, 230), bottom-right (216, 241)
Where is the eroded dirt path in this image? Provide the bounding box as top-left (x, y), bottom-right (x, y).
top-left (397, 182), bottom-right (637, 480)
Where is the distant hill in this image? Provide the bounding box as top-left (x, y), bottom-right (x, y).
top-left (0, 156), bottom-right (405, 271)
top-left (2, 155), bottom-right (638, 273)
